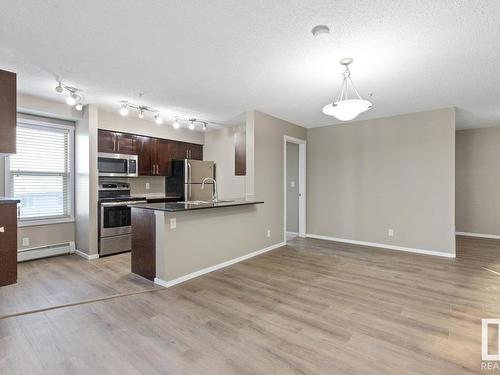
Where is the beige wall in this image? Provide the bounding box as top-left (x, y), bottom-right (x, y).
top-left (286, 142), bottom-right (299, 232)
top-left (203, 126), bottom-right (246, 199)
top-left (98, 109), bottom-right (204, 144)
top-left (155, 110), bottom-right (307, 282)
top-left (307, 108), bottom-right (456, 255)
top-left (456, 127), bottom-right (500, 236)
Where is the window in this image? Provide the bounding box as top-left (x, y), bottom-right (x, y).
top-left (6, 117), bottom-right (75, 226)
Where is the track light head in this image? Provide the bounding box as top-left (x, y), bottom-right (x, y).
top-left (188, 120), bottom-right (195, 130)
top-left (119, 104), bottom-right (129, 116)
top-left (202, 122), bottom-right (207, 131)
top-left (154, 113), bottom-right (163, 125)
top-left (55, 82), bottom-right (64, 93)
top-left (66, 92), bottom-right (77, 106)
top-left (138, 108), bottom-right (144, 119)
top-left (172, 119), bottom-right (180, 129)
top-left (75, 102), bottom-right (83, 111)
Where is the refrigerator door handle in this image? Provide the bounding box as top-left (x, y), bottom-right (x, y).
top-left (187, 162), bottom-right (192, 200)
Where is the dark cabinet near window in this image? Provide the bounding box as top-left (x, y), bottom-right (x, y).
top-left (0, 69), bottom-right (16, 155)
top-left (98, 129), bottom-right (137, 155)
top-left (0, 201), bottom-right (19, 287)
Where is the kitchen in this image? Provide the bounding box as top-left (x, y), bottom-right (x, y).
top-left (3, 2), bottom-right (500, 373)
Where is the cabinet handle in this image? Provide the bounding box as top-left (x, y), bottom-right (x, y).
top-left (117, 140), bottom-right (120, 153)
top-left (152, 164), bottom-right (155, 175)
top-left (0, 226), bottom-right (4, 233)
top-left (113, 138), bottom-right (116, 152)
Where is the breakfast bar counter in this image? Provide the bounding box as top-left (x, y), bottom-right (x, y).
top-left (129, 198), bottom-right (265, 284)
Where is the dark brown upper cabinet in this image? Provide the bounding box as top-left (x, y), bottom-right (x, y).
top-left (170, 141), bottom-right (203, 161)
top-left (137, 135), bottom-right (156, 176)
top-left (0, 69), bottom-right (17, 155)
top-left (98, 129), bottom-right (202, 176)
top-left (98, 129), bottom-right (137, 155)
top-left (137, 137), bottom-right (171, 176)
top-left (235, 129), bottom-right (246, 176)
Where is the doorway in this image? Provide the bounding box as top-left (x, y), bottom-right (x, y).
top-left (284, 136), bottom-right (306, 242)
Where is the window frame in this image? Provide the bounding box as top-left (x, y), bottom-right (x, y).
top-left (5, 116), bottom-right (76, 227)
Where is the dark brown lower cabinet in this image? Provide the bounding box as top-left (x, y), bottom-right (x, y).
top-left (0, 202), bottom-right (18, 287)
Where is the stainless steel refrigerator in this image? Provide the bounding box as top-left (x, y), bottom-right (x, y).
top-left (167, 159), bottom-right (215, 201)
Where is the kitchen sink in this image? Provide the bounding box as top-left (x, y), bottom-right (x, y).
top-left (177, 200), bottom-right (211, 205)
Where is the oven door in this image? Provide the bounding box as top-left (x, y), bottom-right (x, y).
top-left (100, 202), bottom-right (132, 237)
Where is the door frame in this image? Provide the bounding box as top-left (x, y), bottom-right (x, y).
top-left (284, 135), bottom-right (306, 242)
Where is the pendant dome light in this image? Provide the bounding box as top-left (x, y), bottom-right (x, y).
top-left (322, 58), bottom-right (372, 121)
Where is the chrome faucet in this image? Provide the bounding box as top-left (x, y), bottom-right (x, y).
top-left (201, 177), bottom-right (218, 203)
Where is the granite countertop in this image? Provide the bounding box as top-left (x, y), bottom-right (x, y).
top-left (129, 198), bottom-right (264, 212)
top-left (0, 197), bottom-right (20, 204)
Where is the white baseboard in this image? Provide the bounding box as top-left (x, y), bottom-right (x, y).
top-left (286, 231), bottom-right (299, 236)
top-left (155, 241), bottom-right (286, 288)
top-left (306, 234), bottom-right (455, 258)
top-left (75, 250), bottom-right (99, 260)
top-left (18, 241), bottom-right (76, 262)
top-left (456, 231), bottom-right (500, 239)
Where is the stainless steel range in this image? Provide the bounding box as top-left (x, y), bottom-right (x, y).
top-left (98, 182), bottom-right (146, 256)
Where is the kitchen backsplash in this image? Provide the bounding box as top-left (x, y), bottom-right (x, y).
top-left (100, 176), bottom-right (165, 196)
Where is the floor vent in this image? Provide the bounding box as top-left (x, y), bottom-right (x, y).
top-left (17, 242), bottom-right (76, 262)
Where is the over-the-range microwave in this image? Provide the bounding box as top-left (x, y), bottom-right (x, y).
top-left (98, 152), bottom-right (138, 177)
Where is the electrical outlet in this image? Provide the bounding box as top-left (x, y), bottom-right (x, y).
top-left (170, 218), bottom-right (177, 229)
top-left (145, 182), bottom-right (150, 190)
top-left (290, 181), bottom-right (295, 188)
top-left (388, 229), bottom-right (394, 237)
top-left (22, 237), bottom-right (30, 247)
top-left (267, 229), bottom-right (271, 238)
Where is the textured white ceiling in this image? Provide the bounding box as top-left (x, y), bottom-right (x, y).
top-left (0, 0), bottom-right (499, 129)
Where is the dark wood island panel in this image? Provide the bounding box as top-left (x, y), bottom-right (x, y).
top-left (130, 207), bottom-right (156, 281)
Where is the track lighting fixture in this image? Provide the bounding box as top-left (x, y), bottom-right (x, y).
top-left (171, 117), bottom-right (211, 131)
top-left (55, 81), bottom-right (84, 110)
top-left (172, 119), bottom-right (180, 129)
top-left (118, 101), bottom-right (163, 123)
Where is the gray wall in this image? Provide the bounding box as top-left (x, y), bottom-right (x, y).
top-left (307, 108), bottom-right (456, 255)
top-left (286, 142), bottom-right (299, 232)
top-left (456, 127), bottom-right (500, 236)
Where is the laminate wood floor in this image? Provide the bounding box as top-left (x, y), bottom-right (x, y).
top-left (0, 252), bottom-right (161, 318)
top-left (1, 236), bottom-right (499, 374)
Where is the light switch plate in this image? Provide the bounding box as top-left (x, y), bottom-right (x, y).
top-left (22, 237), bottom-right (30, 246)
top-left (388, 229), bottom-right (394, 237)
top-left (145, 182), bottom-right (150, 190)
top-left (170, 218), bottom-right (177, 229)
top-left (291, 181), bottom-right (295, 188)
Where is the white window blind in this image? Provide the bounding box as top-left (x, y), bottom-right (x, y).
top-left (8, 120), bottom-right (74, 223)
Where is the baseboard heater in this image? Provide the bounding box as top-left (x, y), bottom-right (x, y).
top-left (17, 242), bottom-right (76, 262)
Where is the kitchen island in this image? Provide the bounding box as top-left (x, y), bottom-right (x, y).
top-left (129, 199), bottom-right (265, 285)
